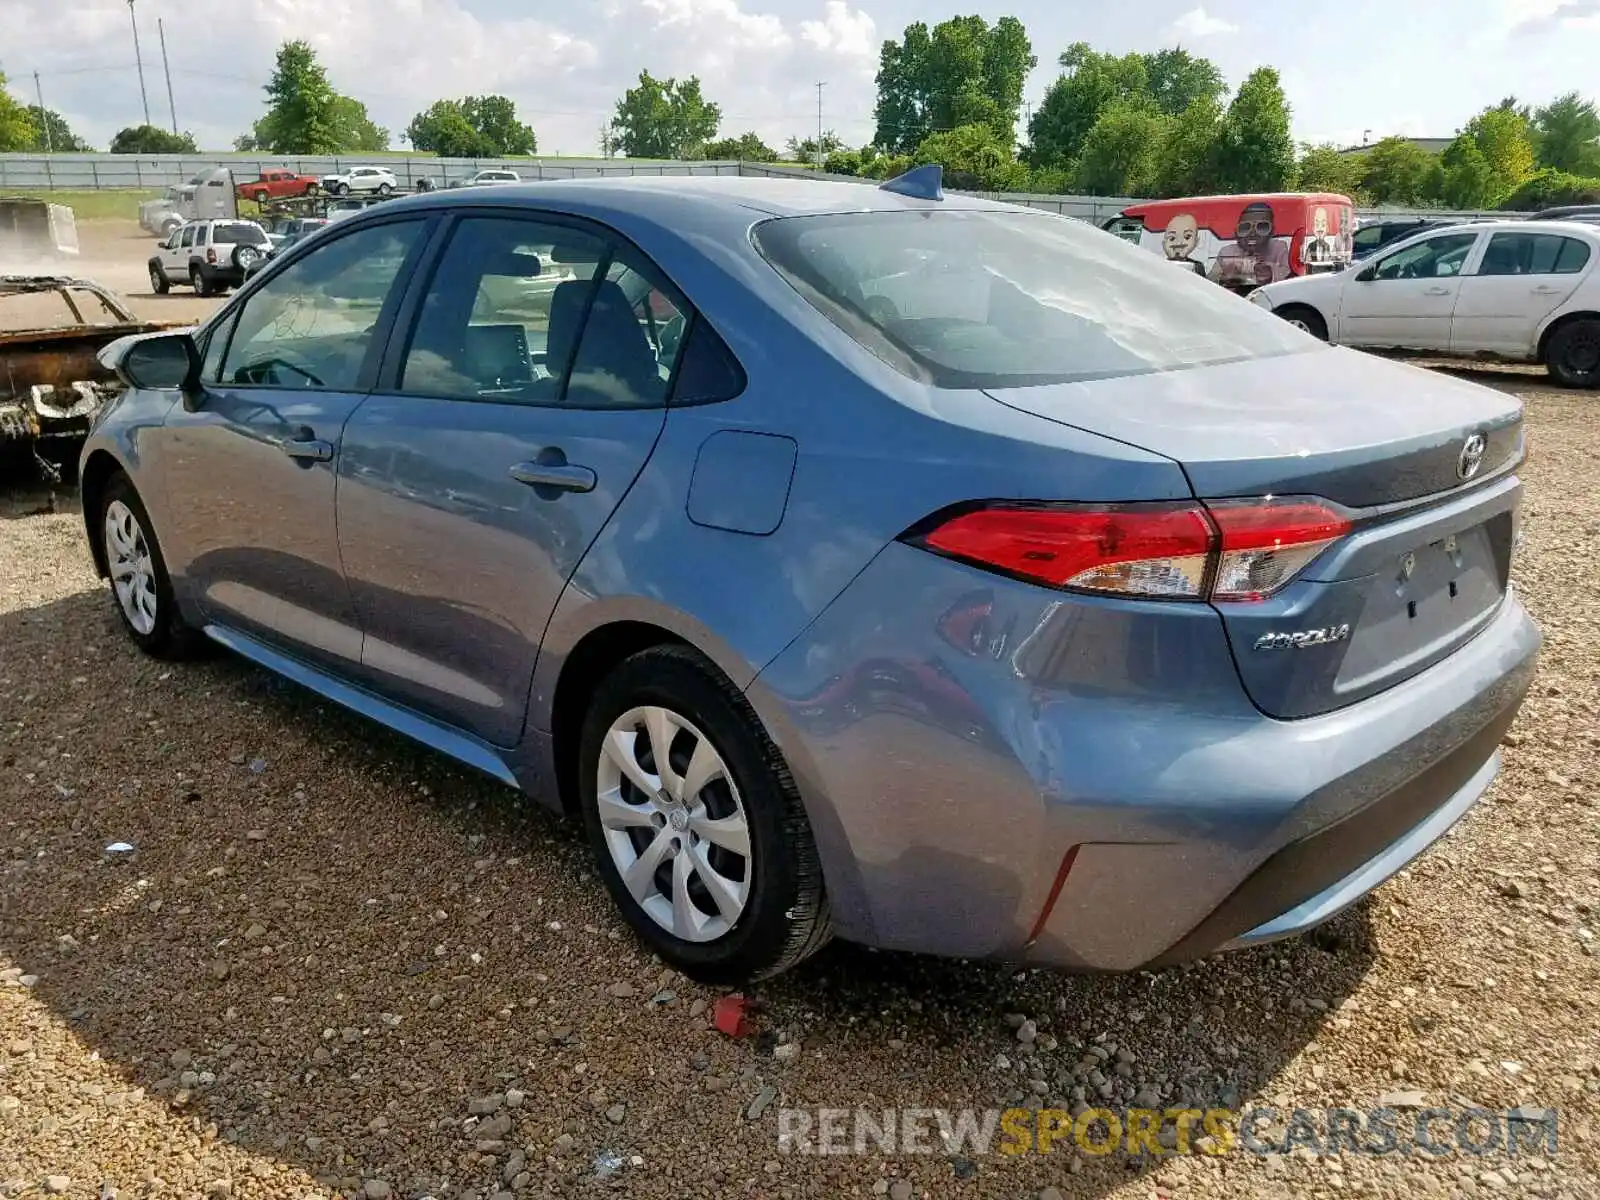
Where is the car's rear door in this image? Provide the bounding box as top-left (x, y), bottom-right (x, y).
top-left (1339, 229), bottom-right (1483, 349)
top-left (334, 210), bottom-right (681, 746)
top-left (1450, 230), bottom-right (1594, 356)
top-left (157, 215), bottom-right (432, 670)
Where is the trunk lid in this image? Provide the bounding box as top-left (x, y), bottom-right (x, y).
top-left (985, 347), bottom-right (1524, 719)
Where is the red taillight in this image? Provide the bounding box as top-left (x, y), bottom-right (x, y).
top-left (1207, 498), bottom-right (1351, 602)
top-left (921, 504), bottom-right (1215, 599)
top-left (912, 497), bottom-right (1350, 603)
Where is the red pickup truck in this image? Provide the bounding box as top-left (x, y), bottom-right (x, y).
top-left (235, 169), bottom-right (322, 203)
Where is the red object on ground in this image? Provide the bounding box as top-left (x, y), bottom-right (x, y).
top-left (713, 994), bottom-right (753, 1037)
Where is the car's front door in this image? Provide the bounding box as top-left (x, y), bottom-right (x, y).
top-left (1338, 230), bottom-right (1482, 348)
top-left (157, 216), bottom-right (432, 669)
top-left (164, 225), bottom-right (194, 277)
top-left (335, 212), bottom-right (684, 746)
top-left (1450, 231), bottom-right (1594, 356)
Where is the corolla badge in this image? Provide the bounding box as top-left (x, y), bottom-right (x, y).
top-left (1458, 432), bottom-right (1488, 481)
top-left (1253, 624), bottom-right (1352, 651)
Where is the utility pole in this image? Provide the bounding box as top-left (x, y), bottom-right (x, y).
top-left (158, 17), bottom-right (177, 134)
top-left (33, 71), bottom-right (52, 153)
top-left (128, 0), bottom-right (151, 127)
top-left (815, 81), bottom-right (825, 167)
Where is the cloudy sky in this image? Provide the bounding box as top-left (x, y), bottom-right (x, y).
top-left (2, 0), bottom-right (1598, 155)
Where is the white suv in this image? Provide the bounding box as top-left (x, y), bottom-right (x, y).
top-left (320, 166), bottom-right (399, 196)
top-left (459, 169), bottom-right (521, 187)
top-left (148, 219), bottom-right (273, 297)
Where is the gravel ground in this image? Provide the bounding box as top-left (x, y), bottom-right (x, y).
top-left (1, 367), bottom-right (1597, 1200)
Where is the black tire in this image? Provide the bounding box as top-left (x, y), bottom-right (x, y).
top-left (1276, 304), bottom-right (1328, 341)
top-left (377, 182), bottom-right (393, 196)
top-left (253, 189), bottom-right (269, 204)
top-left (578, 645), bottom-right (831, 984)
top-left (190, 266), bottom-right (213, 298)
top-left (334, 182), bottom-right (350, 196)
top-left (1546, 318), bottom-right (1600, 389)
top-left (148, 262), bottom-right (169, 295)
top-left (306, 182), bottom-right (320, 196)
top-left (96, 473), bottom-right (205, 659)
top-left (232, 245), bottom-right (260, 272)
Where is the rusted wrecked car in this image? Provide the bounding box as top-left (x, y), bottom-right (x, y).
top-left (1, 275), bottom-right (181, 482)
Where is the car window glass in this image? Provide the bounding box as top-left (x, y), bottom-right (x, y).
top-left (565, 253), bottom-right (687, 408)
top-left (201, 311), bottom-right (236, 383)
top-left (1352, 226), bottom-right (1386, 250)
top-left (1478, 232), bottom-right (1576, 276)
top-left (400, 216), bottom-right (606, 403)
top-left (219, 219), bottom-right (425, 391)
top-left (179, 226), bottom-right (195, 249)
top-left (1371, 233), bottom-right (1478, 280)
top-left (1555, 237), bottom-right (1592, 273)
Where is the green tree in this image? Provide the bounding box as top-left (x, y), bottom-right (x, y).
top-left (407, 95), bottom-right (533, 156)
top-left (823, 145), bottom-right (880, 176)
top-left (1026, 43), bottom-right (1148, 169)
top-left (406, 101), bottom-right (490, 157)
top-left (1499, 167), bottom-right (1600, 211)
top-left (332, 96), bottom-right (390, 153)
top-left (1208, 67), bottom-right (1294, 192)
top-left (610, 71), bottom-right (720, 159)
top-left (1073, 100), bottom-right (1166, 195)
top-left (1532, 92), bottom-right (1600, 175)
top-left (704, 131), bottom-right (778, 161)
top-left (786, 130), bottom-right (845, 162)
top-left (1438, 135), bottom-right (1496, 209)
top-left (1142, 47), bottom-right (1226, 117)
top-left (1294, 142), bottom-right (1364, 197)
top-left (22, 106), bottom-right (91, 152)
top-left (260, 40), bottom-right (341, 154)
top-left (0, 73), bottom-right (35, 151)
top-left (108, 125), bottom-right (198, 154)
top-left (1154, 95), bottom-right (1223, 197)
top-left (912, 122), bottom-right (1028, 191)
top-left (1462, 104), bottom-right (1536, 199)
top-left (872, 15), bottom-right (1035, 153)
top-left (1355, 136), bottom-right (1437, 205)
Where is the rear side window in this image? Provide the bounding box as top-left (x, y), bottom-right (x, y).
top-left (1479, 232), bottom-right (1589, 276)
top-left (753, 209), bottom-right (1310, 389)
top-left (1555, 237), bottom-right (1591, 273)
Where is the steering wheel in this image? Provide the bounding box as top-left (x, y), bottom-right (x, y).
top-left (238, 353), bottom-right (325, 388)
top-left (1399, 262), bottom-right (1421, 280)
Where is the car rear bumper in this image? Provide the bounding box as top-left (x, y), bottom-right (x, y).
top-left (748, 543), bottom-right (1540, 970)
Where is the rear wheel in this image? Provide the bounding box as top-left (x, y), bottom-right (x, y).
top-left (1547, 318), bottom-right (1600, 389)
top-left (190, 266), bottom-right (213, 298)
top-left (578, 646), bottom-right (831, 984)
top-left (97, 474), bottom-right (204, 659)
top-left (148, 262), bottom-right (169, 295)
top-left (1276, 304), bottom-right (1329, 341)
top-left (377, 182), bottom-right (393, 196)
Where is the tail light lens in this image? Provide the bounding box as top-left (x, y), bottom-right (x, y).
top-left (910, 498), bottom-right (1350, 604)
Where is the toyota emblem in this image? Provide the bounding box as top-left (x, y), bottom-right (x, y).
top-left (1457, 433), bottom-right (1487, 480)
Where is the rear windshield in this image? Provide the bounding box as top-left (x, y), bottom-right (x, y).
top-left (752, 209), bottom-right (1312, 388)
top-left (213, 223), bottom-right (268, 245)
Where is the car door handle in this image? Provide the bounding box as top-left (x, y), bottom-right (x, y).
top-left (280, 437), bottom-right (333, 462)
top-left (1531, 284), bottom-right (1562, 294)
top-left (509, 461), bottom-right (597, 493)
top-left (1423, 286), bottom-right (1450, 295)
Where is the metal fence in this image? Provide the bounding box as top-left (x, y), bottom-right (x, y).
top-left (0, 152), bottom-right (1514, 225)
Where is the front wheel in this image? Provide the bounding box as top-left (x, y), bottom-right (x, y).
top-left (1547, 318), bottom-right (1600, 389)
top-left (97, 474), bottom-right (203, 658)
top-left (334, 182), bottom-right (350, 196)
top-left (253, 189), bottom-right (269, 203)
top-left (1276, 304), bottom-right (1329, 341)
top-left (148, 263), bottom-right (169, 295)
top-left (578, 646), bottom-right (831, 984)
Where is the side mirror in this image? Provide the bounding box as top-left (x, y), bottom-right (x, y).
top-left (98, 330), bottom-right (200, 391)
top-left (1355, 264), bottom-right (1377, 283)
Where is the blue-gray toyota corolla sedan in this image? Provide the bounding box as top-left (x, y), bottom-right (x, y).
top-left (81, 172), bottom-right (1541, 983)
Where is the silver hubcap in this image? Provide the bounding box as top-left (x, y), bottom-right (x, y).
top-left (150, 267), bottom-right (162, 289)
top-left (1289, 317), bottom-right (1312, 332)
top-left (104, 500), bottom-right (158, 636)
top-left (596, 705), bottom-right (751, 943)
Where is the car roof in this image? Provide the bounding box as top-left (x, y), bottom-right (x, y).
top-left (376, 174), bottom-right (1014, 220)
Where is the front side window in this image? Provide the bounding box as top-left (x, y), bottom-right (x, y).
top-left (1371, 232), bottom-right (1479, 281)
top-left (179, 226), bottom-right (196, 249)
top-left (753, 209), bottom-right (1311, 388)
top-left (218, 219), bottom-right (425, 391)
